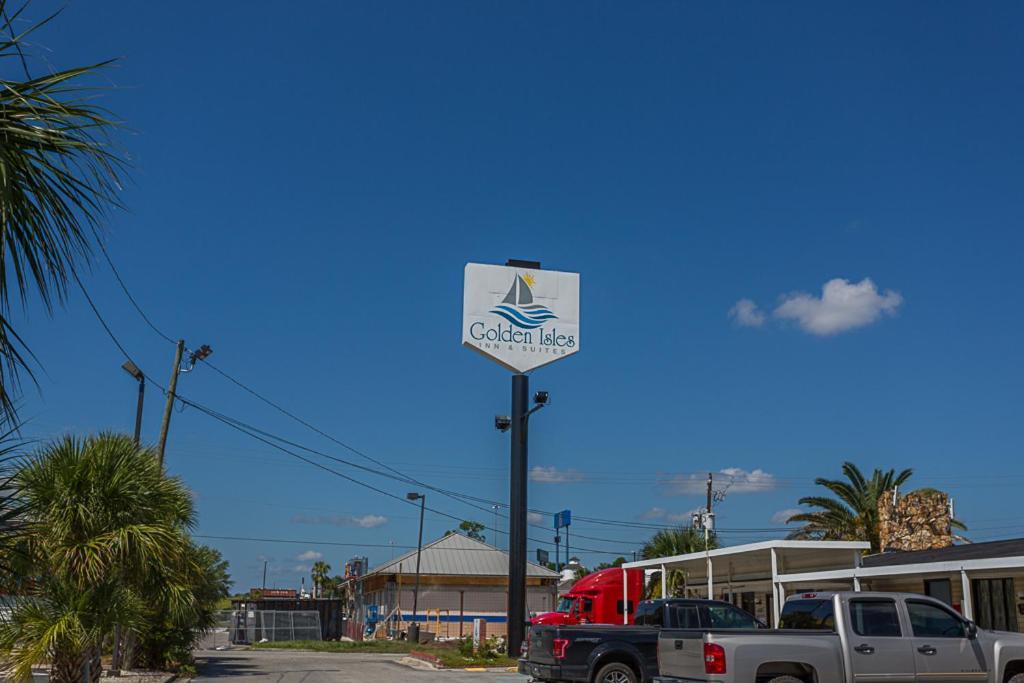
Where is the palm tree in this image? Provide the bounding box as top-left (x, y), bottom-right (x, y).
top-left (641, 526), bottom-right (715, 598)
top-left (786, 462), bottom-right (912, 553)
top-left (0, 1), bottom-right (126, 423)
top-left (311, 561), bottom-right (331, 598)
top-left (0, 433), bottom-right (195, 683)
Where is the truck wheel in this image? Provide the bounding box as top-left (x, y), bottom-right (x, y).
top-left (1007, 675), bottom-right (1024, 683)
top-left (594, 662), bottom-right (637, 683)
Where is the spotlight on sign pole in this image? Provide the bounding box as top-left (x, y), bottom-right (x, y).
top-left (494, 415), bottom-right (512, 432)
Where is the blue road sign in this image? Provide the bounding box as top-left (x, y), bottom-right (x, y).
top-left (554, 509), bottom-right (571, 529)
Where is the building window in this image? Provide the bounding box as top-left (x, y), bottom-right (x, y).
top-left (924, 579), bottom-right (953, 607)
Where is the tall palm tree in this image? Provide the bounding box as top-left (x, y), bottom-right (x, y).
top-left (311, 561), bottom-right (331, 598)
top-left (0, 1), bottom-right (125, 422)
top-left (786, 462), bottom-right (913, 553)
top-left (0, 433), bottom-right (195, 683)
top-left (641, 526), bottom-right (715, 598)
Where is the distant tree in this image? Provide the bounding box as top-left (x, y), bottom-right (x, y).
top-left (641, 526), bottom-right (713, 598)
top-left (594, 557), bottom-right (628, 571)
top-left (311, 561), bottom-right (331, 598)
top-left (445, 520), bottom-right (486, 542)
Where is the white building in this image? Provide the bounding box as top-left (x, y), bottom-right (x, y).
top-left (623, 538), bottom-right (1024, 632)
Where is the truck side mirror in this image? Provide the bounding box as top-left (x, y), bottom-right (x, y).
top-left (967, 621), bottom-right (978, 639)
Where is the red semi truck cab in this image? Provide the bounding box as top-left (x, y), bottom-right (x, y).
top-left (532, 567), bottom-right (645, 626)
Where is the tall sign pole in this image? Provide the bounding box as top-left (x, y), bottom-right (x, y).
top-left (462, 260), bottom-right (580, 657)
top-left (509, 372), bottom-right (529, 651)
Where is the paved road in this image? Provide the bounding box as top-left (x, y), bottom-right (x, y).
top-left (193, 648), bottom-right (528, 683)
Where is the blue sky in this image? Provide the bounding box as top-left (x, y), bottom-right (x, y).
top-left (13, 1), bottom-right (1024, 590)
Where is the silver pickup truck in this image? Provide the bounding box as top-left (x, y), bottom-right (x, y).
top-left (655, 591), bottom-right (1024, 683)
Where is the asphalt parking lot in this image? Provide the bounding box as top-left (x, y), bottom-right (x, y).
top-left (194, 648), bottom-right (528, 683)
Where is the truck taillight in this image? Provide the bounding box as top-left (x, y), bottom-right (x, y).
top-left (552, 638), bottom-right (570, 660)
top-left (703, 642), bottom-right (726, 675)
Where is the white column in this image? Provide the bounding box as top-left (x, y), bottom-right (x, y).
top-left (853, 575), bottom-right (862, 592)
top-left (961, 569), bottom-right (974, 620)
top-left (661, 564), bottom-right (667, 598)
top-left (706, 555), bottom-right (714, 599)
top-left (852, 550), bottom-right (863, 591)
top-left (623, 568), bottom-right (629, 624)
top-left (770, 548), bottom-right (781, 627)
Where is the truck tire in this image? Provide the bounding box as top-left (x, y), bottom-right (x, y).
top-left (1007, 675), bottom-right (1024, 683)
top-left (594, 662), bottom-right (638, 683)
top-left (765, 677), bottom-right (804, 683)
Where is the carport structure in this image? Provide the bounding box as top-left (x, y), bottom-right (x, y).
top-left (621, 540), bottom-right (870, 626)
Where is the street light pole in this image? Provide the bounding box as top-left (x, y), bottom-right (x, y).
top-left (407, 492), bottom-right (426, 617)
top-left (121, 361), bottom-right (145, 446)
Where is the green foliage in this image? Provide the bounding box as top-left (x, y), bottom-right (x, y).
top-left (311, 560), bottom-right (331, 597)
top-left (641, 526), bottom-right (714, 598)
top-left (594, 556), bottom-right (628, 571)
top-left (0, 433), bottom-right (222, 683)
top-left (0, 0), bottom-right (127, 423)
top-left (134, 544), bottom-right (231, 670)
top-left (786, 463), bottom-right (967, 552)
top-left (446, 520), bottom-right (486, 542)
top-left (786, 462), bottom-right (912, 553)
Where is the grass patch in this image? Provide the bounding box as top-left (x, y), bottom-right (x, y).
top-left (252, 640), bottom-right (517, 668)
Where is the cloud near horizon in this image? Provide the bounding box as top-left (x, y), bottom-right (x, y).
top-left (291, 513), bottom-right (389, 528)
top-left (296, 550), bottom-right (322, 561)
top-left (731, 278), bottom-right (903, 336)
top-left (530, 466), bottom-right (585, 484)
top-left (528, 511), bottom-right (545, 525)
top-left (658, 468), bottom-right (776, 496)
top-left (772, 508), bottom-right (803, 524)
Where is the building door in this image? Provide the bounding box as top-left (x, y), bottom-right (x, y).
top-left (972, 578), bottom-right (1019, 632)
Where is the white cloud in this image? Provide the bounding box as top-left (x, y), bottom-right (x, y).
top-left (666, 509), bottom-right (703, 524)
top-left (296, 550), bottom-right (322, 561)
top-left (640, 507), bottom-right (666, 520)
top-left (658, 468), bottom-right (776, 496)
top-left (773, 278), bottom-right (902, 336)
top-left (528, 511), bottom-right (545, 525)
top-left (772, 508), bottom-right (803, 525)
top-left (729, 298), bottom-right (766, 327)
top-left (530, 466), bottom-right (584, 484)
top-left (292, 564), bottom-right (311, 573)
top-left (291, 513), bottom-right (389, 528)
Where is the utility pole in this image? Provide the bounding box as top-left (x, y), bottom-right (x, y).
top-left (262, 561), bottom-right (268, 592)
top-left (156, 339), bottom-right (185, 469)
top-left (705, 472), bottom-right (714, 600)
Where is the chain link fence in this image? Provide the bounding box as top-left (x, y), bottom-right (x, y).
top-left (230, 610), bottom-right (322, 644)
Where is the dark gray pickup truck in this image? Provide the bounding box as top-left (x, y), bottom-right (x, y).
top-left (521, 598), bottom-right (765, 683)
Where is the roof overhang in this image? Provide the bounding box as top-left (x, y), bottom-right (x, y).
top-left (622, 540), bottom-right (871, 583)
top-left (777, 554), bottom-right (1024, 585)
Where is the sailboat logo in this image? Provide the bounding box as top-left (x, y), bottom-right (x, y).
top-left (490, 273), bottom-right (558, 330)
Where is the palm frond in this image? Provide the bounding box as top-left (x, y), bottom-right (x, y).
top-left (0, 0), bottom-right (126, 423)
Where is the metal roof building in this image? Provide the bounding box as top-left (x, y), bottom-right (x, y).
top-left (365, 532), bottom-right (560, 579)
top-left (348, 533), bottom-right (559, 640)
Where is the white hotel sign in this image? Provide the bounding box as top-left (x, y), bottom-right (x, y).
top-left (462, 263), bottom-right (580, 374)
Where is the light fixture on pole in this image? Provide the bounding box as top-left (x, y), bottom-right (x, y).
top-left (121, 360), bottom-right (145, 446)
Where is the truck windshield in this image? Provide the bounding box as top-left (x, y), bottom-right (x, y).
top-left (555, 597), bottom-right (575, 614)
top-left (779, 599), bottom-right (836, 630)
